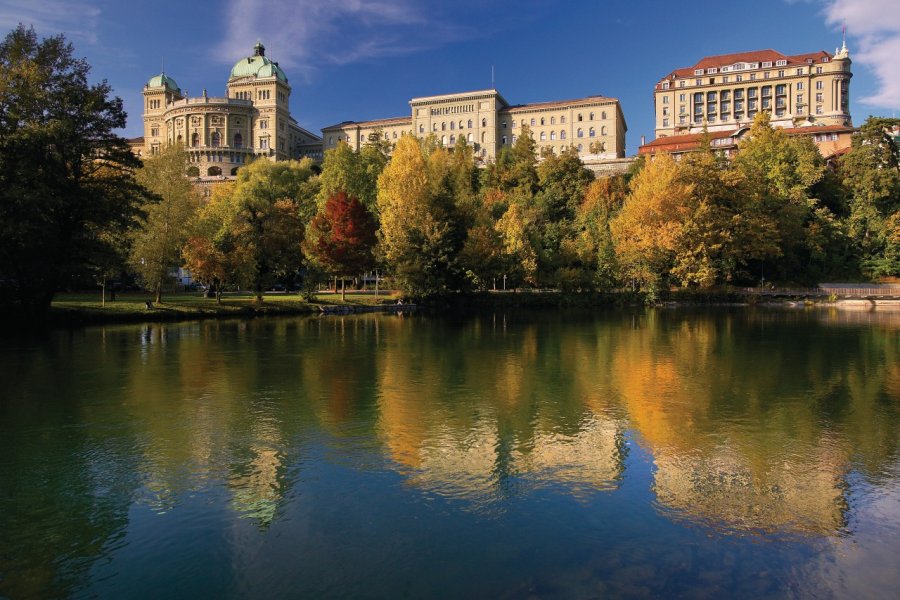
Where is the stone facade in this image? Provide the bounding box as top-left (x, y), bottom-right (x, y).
top-left (140, 43), bottom-right (321, 183)
top-left (322, 88), bottom-right (627, 163)
top-left (653, 43), bottom-right (852, 139)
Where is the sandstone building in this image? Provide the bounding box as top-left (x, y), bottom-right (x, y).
top-left (653, 42), bottom-right (852, 139)
top-left (139, 43), bottom-right (321, 181)
top-left (322, 89), bottom-right (627, 163)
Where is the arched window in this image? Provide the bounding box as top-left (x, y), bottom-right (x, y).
top-left (384, 132), bottom-right (389, 140)
top-left (530, 118), bottom-right (536, 126)
top-left (433, 123), bottom-right (437, 132)
top-left (191, 133), bottom-right (199, 147)
top-left (442, 122), bottom-right (446, 131)
top-left (467, 119), bottom-right (473, 128)
top-left (502, 135), bottom-right (507, 144)
top-left (234, 133), bottom-right (243, 148)
top-left (419, 124), bottom-right (424, 133)
top-left (600, 142), bottom-right (607, 152)
top-left (601, 126), bottom-right (608, 135)
top-left (577, 128), bottom-right (583, 138)
top-left (560, 145), bottom-right (566, 152)
top-left (186, 166), bottom-right (199, 177)
top-left (450, 134), bottom-right (456, 144)
top-left (560, 130), bottom-right (566, 140)
top-left (512, 135), bottom-right (517, 143)
top-left (589, 127), bottom-right (596, 137)
top-left (539, 131), bottom-right (546, 141)
top-left (481, 132), bottom-right (485, 143)
top-left (208, 166), bottom-right (222, 176)
top-left (211, 132), bottom-right (220, 147)
top-left (540, 117), bottom-right (545, 125)
top-left (561, 116), bottom-right (566, 124)
top-left (589, 112), bottom-right (594, 120)
top-left (577, 143), bottom-right (583, 152)
top-left (602, 111), bottom-right (607, 119)
top-left (441, 135), bottom-right (447, 145)
top-left (230, 167), bottom-right (239, 176)
top-left (458, 121), bottom-right (463, 129)
top-left (393, 132), bottom-right (398, 139)
top-left (482, 118), bottom-right (487, 127)
top-left (450, 121), bottom-right (455, 130)
top-left (577, 113), bottom-right (583, 122)
top-left (467, 133), bottom-right (473, 142)
top-left (550, 131), bottom-right (557, 140)
top-left (551, 116), bottom-right (556, 125)
top-left (176, 134), bottom-right (182, 143)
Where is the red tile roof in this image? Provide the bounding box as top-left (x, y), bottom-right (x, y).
top-left (639, 124), bottom-right (857, 155)
top-left (659, 49), bottom-right (833, 82)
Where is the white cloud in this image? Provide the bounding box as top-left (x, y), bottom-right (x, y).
top-left (0, 0), bottom-right (101, 44)
top-left (824, 0), bottom-right (900, 109)
top-left (217, 0), bottom-right (468, 80)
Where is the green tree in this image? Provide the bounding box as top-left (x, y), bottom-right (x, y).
top-left (223, 158), bottom-right (318, 302)
top-left (129, 144), bottom-right (198, 302)
top-left (839, 116), bottom-right (900, 277)
top-left (318, 140), bottom-right (387, 213)
top-left (0, 25), bottom-right (142, 319)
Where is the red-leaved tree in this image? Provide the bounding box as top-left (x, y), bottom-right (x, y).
top-left (304, 191), bottom-right (378, 300)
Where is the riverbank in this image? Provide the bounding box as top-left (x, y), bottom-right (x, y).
top-left (46, 291), bottom-right (402, 327)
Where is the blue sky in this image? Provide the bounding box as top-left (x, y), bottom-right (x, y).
top-left (2, 0), bottom-right (898, 152)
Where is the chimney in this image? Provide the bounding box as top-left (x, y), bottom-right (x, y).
top-left (641, 135), bottom-right (646, 146)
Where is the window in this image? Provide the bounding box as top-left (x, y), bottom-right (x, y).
top-left (694, 69), bottom-right (704, 75)
top-left (816, 81), bottom-right (824, 90)
top-left (260, 120), bottom-right (268, 129)
top-left (482, 118), bottom-right (487, 127)
top-left (796, 94), bottom-right (804, 105)
top-left (816, 105), bottom-right (823, 115)
top-left (662, 118), bottom-right (669, 127)
top-left (530, 118), bottom-right (536, 126)
top-left (191, 133), bottom-right (199, 147)
top-left (151, 127), bottom-right (159, 137)
top-left (796, 68), bottom-right (804, 75)
top-left (679, 93), bottom-right (686, 102)
top-left (502, 135), bottom-right (507, 144)
top-left (662, 82), bottom-right (670, 89)
top-left (234, 133), bottom-right (242, 148)
top-left (797, 82), bottom-right (804, 90)
top-left (449, 135), bottom-right (455, 144)
top-left (577, 143), bottom-right (583, 152)
top-left (777, 70), bottom-right (784, 77)
top-left (468, 119), bottom-right (473, 128)
top-left (589, 127), bottom-right (596, 137)
top-left (467, 133), bottom-right (473, 142)
top-left (816, 93), bottom-right (823, 102)
top-left (736, 75), bottom-right (743, 82)
top-left (450, 121), bottom-right (455, 130)
top-left (560, 130), bottom-right (566, 140)
top-left (775, 60), bottom-right (787, 66)
top-left (511, 135), bottom-right (516, 143)
top-left (601, 125), bottom-right (608, 135)
top-left (762, 61), bottom-right (772, 68)
top-left (723, 76), bottom-right (729, 83)
top-left (550, 116), bottom-right (556, 124)
top-left (432, 123), bottom-right (437, 132)
top-left (208, 166), bottom-right (222, 176)
top-left (679, 116), bottom-right (687, 124)
top-left (442, 122), bottom-right (446, 131)
top-left (459, 121), bottom-right (463, 129)
top-left (419, 124), bottom-right (424, 133)
top-left (210, 132), bottom-right (220, 147)
top-left (577, 128), bottom-right (583, 138)
top-left (502, 121), bottom-right (507, 129)
top-left (393, 132), bottom-right (398, 139)
top-left (775, 84), bottom-right (786, 95)
top-left (441, 135), bottom-right (447, 145)
top-left (560, 116), bottom-right (566, 123)
top-left (260, 138), bottom-right (269, 150)
top-left (577, 113), bottom-right (583, 122)
top-left (589, 112), bottom-right (594, 120)
top-left (663, 96), bottom-right (669, 104)
top-left (550, 131), bottom-right (557, 140)
top-left (816, 67), bottom-right (823, 74)
top-left (540, 117), bottom-right (545, 125)
top-left (679, 80), bottom-right (686, 88)
top-left (706, 68), bottom-right (717, 74)
top-left (695, 78), bottom-right (703, 86)
top-left (540, 131), bottom-right (546, 141)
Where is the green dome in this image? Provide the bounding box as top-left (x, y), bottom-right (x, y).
top-left (146, 73), bottom-right (180, 91)
top-left (229, 42), bottom-right (288, 83)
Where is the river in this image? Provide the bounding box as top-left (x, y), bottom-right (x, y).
top-left (1, 308), bottom-right (899, 598)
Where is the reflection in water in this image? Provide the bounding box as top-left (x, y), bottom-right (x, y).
top-left (0, 308), bottom-right (898, 598)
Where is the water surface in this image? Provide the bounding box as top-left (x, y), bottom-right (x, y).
top-left (1, 308), bottom-right (899, 599)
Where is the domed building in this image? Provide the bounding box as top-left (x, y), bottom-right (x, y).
top-left (140, 43), bottom-right (322, 182)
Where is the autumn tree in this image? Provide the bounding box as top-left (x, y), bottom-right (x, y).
top-left (129, 143), bottom-right (198, 302)
top-left (377, 135), bottom-right (467, 296)
top-left (304, 191), bottom-right (377, 300)
top-left (575, 176), bottom-right (627, 290)
top-left (318, 140), bottom-right (387, 214)
top-left (0, 26), bottom-right (143, 319)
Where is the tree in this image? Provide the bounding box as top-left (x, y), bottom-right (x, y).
top-left (376, 135), bottom-right (467, 296)
top-left (839, 116), bottom-right (900, 278)
top-left (129, 144), bottom-right (198, 302)
top-left (0, 25), bottom-right (143, 319)
top-left (222, 158), bottom-right (318, 303)
top-left (318, 140), bottom-right (387, 214)
top-left (575, 176), bottom-right (627, 290)
top-left (304, 191), bottom-right (377, 300)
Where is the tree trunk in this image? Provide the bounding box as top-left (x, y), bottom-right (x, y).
top-left (101, 276), bottom-right (106, 308)
top-left (334, 276), bottom-right (338, 293)
top-left (341, 276), bottom-right (345, 302)
top-left (216, 286), bottom-right (222, 305)
top-left (155, 282), bottom-right (162, 304)
top-left (375, 270), bottom-right (378, 298)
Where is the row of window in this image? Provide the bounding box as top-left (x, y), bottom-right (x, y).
top-left (662, 66), bottom-right (830, 89)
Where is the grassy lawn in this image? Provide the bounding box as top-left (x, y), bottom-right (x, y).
top-left (51, 289), bottom-right (402, 319)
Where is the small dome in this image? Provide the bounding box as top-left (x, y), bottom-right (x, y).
top-left (146, 73), bottom-right (180, 91)
top-left (229, 43), bottom-right (288, 83)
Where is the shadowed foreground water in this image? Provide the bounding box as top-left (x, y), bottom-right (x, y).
top-left (1, 308), bottom-right (899, 599)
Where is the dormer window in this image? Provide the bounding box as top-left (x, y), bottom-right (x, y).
top-left (707, 68), bottom-right (718, 74)
top-left (721, 66), bottom-right (729, 72)
top-left (822, 57), bottom-right (829, 62)
top-left (762, 61), bottom-right (772, 68)
top-left (776, 60), bottom-right (787, 66)
top-left (662, 81), bottom-right (670, 89)
top-left (694, 69), bottom-right (704, 75)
